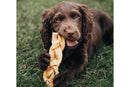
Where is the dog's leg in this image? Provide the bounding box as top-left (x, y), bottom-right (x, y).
top-left (38, 49), bottom-right (50, 70)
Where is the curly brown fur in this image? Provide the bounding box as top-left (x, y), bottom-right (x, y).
top-left (38, 1), bottom-right (113, 87)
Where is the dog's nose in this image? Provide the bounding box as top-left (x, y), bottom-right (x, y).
top-left (66, 30), bottom-right (75, 36)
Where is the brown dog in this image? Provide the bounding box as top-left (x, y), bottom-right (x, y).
top-left (38, 1), bottom-right (113, 87)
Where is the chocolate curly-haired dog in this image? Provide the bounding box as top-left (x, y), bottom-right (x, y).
top-left (38, 1), bottom-right (113, 87)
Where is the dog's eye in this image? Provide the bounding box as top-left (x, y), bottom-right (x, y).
top-left (55, 17), bottom-right (62, 22)
top-left (71, 13), bottom-right (80, 19)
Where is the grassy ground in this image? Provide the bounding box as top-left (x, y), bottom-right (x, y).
top-left (17, 0), bottom-right (113, 87)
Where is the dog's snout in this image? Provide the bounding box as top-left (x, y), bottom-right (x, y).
top-left (63, 25), bottom-right (76, 36)
top-left (66, 30), bottom-right (75, 36)
top-left (59, 24), bottom-right (80, 41)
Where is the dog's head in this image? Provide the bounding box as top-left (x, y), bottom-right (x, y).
top-left (40, 1), bottom-right (93, 49)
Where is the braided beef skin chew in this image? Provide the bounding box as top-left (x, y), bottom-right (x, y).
top-left (43, 32), bottom-right (65, 87)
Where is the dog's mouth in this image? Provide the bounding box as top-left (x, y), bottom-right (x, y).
top-left (58, 32), bottom-right (80, 47)
top-left (66, 40), bottom-right (78, 47)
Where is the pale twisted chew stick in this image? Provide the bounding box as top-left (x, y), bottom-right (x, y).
top-left (43, 32), bottom-right (65, 87)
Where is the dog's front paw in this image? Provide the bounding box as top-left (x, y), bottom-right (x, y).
top-left (53, 73), bottom-right (66, 87)
top-left (38, 52), bottom-right (50, 70)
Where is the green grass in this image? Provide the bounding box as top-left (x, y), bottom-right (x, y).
top-left (17, 0), bottom-right (113, 87)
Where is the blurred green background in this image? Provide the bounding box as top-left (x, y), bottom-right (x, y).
top-left (17, 0), bottom-right (113, 87)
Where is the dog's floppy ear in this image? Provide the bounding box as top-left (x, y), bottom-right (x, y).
top-left (40, 8), bottom-right (55, 50)
top-left (78, 5), bottom-right (94, 42)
